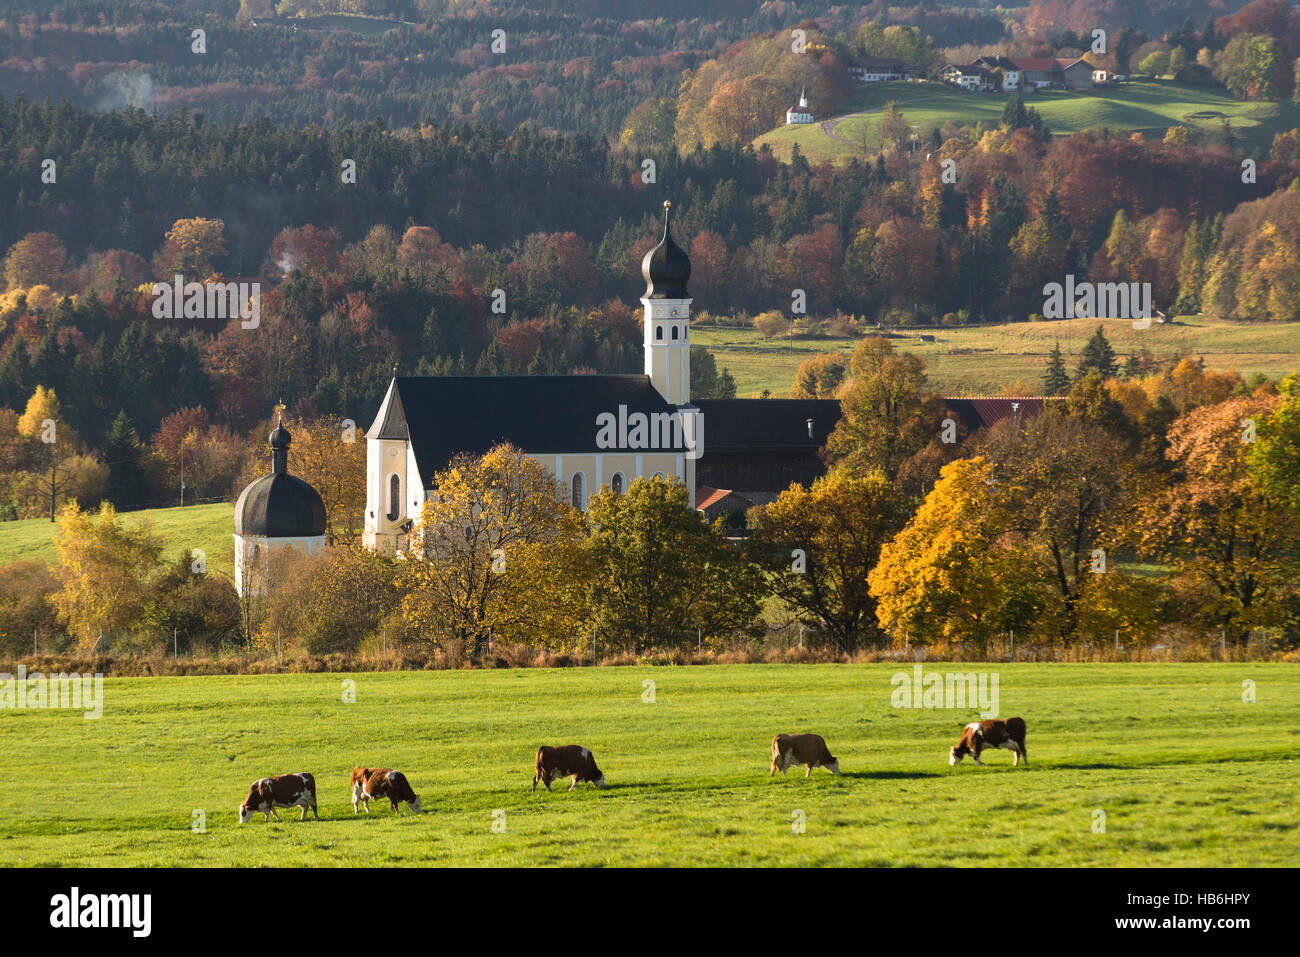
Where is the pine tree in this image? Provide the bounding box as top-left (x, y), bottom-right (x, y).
top-left (105, 411), bottom-right (146, 510)
top-left (1077, 326), bottom-right (1117, 379)
top-left (1043, 342), bottom-right (1071, 394)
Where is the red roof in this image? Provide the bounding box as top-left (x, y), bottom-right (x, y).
top-left (696, 486), bottom-right (735, 510)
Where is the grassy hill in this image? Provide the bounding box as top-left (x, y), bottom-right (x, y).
top-left (755, 79), bottom-right (1299, 164)
top-left (0, 503), bottom-right (235, 578)
top-left (693, 316), bottom-right (1300, 397)
top-left (0, 663), bottom-right (1294, 866)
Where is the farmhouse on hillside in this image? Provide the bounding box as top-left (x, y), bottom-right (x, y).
top-left (941, 63), bottom-right (998, 92)
top-left (974, 55), bottom-right (1021, 90)
top-left (848, 57), bottom-right (917, 83)
top-left (946, 56), bottom-right (1094, 92)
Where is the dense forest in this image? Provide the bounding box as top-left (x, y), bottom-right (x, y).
top-left (1, 0), bottom-right (1299, 521)
top-left (0, 0), bottom-right (1284, 138)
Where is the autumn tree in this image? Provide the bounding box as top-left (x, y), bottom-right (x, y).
top-left (870, 457), bottom-right (1030, 647)
top-left (825, 337), bottom-right (940, 480)
top-left (790, 352), bottom-right (848, 398)
top-left (398, 445), bottom-right (581, 656)
top-left (278, 416), bottom-right (367, 544)
top-left (747, 471), bottom-right (908, 653)
top-left (981, 412), bottom-right (1135, 638)
top-left (52, 502), bottom-right (163, 650)
top-left (585, 476), bottom-right (763, 653)
top-left (1138, 393), bottom-right (1298, 645)
top-left (3, 232), bottom-right (69, 291)
top-left (153, 218), bottom-right (228, 277)
top-left (1249, 373), bottom-right (1300, 518)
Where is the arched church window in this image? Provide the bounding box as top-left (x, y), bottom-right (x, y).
top-left (671, 325), bottom-right (679, 340)
top-left (655, 326), bottom-right (664, 341)
top-left (611, 472), bottom-right (624, 494)
top-left (388, 473), bottom-right (401, 521)
top-left (571, 472), bottom-right (586, 510)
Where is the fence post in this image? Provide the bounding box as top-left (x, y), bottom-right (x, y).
top-left (34, 628), bottom-right (37, 656)
top-left (1114, 630), bottom-right (1120, 657)
top-left (697, 627), bottom-right (701, 655)
top-left (1221, 629), bottom-right (1227, 660)
top-left (1009, 629), bottom-right (1014, 656)
top-left (174, 627), bottom-right (178, 662)
top-left (277, 631), bottom-right (281, 667)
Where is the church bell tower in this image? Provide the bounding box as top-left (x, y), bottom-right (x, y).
top-left (640, 200), bottom-right (692, 406)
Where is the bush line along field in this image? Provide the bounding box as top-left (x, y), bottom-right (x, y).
top-left (755, 79), bottom-right (1300, 165)
top-left (691, 317), bottom-right (1300, 397)
top-left (0, 503), bottom-right (234, 579)
top-left (1, 664), bottom-right (1294, 867)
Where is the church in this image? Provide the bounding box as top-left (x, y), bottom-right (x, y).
top-left (360, 201), bottom-right (839, 555)
top-left (231, 201), bottom-right (1057, 581)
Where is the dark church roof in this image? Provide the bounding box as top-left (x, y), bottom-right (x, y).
top-left (641, 201), bottom-right (691, 300)
top-left (694, 399), bottom-right (842, 451)
top-left (234, 422), bottom-right (327, 538)
top-left (368, 375), bottom-right (691, 485)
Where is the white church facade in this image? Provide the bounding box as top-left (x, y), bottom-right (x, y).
top-left (362, 201), bottom-right (700, 556)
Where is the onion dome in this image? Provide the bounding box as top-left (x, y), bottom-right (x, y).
top-left (641, 200), bottom-right (691, 299)
top-left (234, 420), bottom-right (326, 538)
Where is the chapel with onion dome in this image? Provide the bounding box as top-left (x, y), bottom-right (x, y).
top-left (233, 414), bottom-right (327, 595)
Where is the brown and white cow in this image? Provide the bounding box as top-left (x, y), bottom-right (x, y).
top-left (949, 717), bottom-right (1027, 767)
top-left (532, 745), bottom-right (606, 792)
top-left (770, 733), bottom-right (840, 777)
top-left (352, 767), bottom-right (421, 814)
top-left (238, 772), bottom-right (318, 823)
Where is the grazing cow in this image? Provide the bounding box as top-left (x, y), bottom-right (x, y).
top-left (239, 772), bottom-right (318, 823)
top-left (350, 767), bottom-right (378, 813)
top-left (532, 745), bottom-right (606, 792)
top-left (949, 718), bottom-right (1027, 766)
top-left (353, 767), bottom-right (421, 815)
top-left (770, 733), bottom-right (840, 777)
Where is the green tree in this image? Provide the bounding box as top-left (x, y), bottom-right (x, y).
top-left (825, 338), bottom-right (939, 480)
top-left (105, 411), bottom-right (146, 510)
top-left (585, 476), bottom-right (763, 653)
top-left (1043, 342), bottom-right (1071, 394)
top-left (1077, 326), bottom-right (1118, 379)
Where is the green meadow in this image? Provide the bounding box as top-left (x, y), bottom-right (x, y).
top-left (1, 663), bottom-right (1295, 866)
top-left (0, 503), bottom-right (234, 578)
top-left (692, 316), bottom-right (1300, 397)
top-left (755, 79), bottom-right (1300, 164)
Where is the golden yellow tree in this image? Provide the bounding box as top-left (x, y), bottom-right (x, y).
top-left (51, 502), bottom-right (163, 650)
top-left (155, 217), bottom-right (227, 276)
top-left (282, 416), bottom-right (367, 544)
top-left (869, 457), bottom-right (1025, 646)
